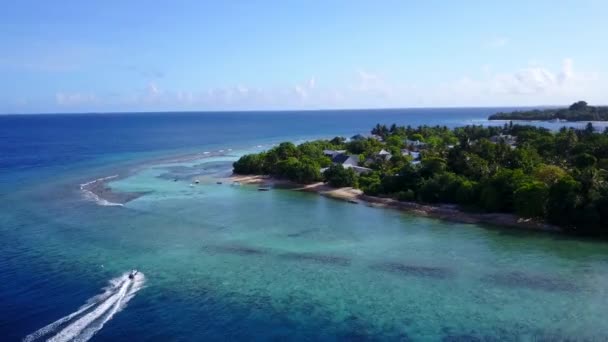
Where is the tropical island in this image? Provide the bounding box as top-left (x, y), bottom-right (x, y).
top-left (489, 101), bottom-right (608, 121)
top-left (233, 122), bottom-right (608, 235)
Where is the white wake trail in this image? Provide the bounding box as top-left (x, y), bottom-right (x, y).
top-left (24, 272), bottom-right (145, 342)
top-left (73, 274), bottom-right (145, 342)
top-left (22, 279), bottom-right (120, 342)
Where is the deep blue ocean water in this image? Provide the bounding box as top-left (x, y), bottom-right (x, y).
top-left (2, 109), bottom-right (608, 341)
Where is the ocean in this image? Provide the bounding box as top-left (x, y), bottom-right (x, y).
top-left (1, 108), bottom-right (608, 341)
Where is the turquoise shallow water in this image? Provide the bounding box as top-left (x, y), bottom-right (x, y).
top-left (2, 110), bottom-right (608, 341)
top-left (4, 149), bottom-right (608, 341)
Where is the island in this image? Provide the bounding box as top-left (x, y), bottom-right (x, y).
top-left (233, 122), bottom-right (608, 235)
top-left (489, 101), bottom-right (608, 121)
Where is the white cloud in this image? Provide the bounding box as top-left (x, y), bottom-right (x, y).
top-left (308, 77), bottom-right (316, 89)
top-left (147, 82), bottom-right (161, 96)
top-left (434, 58), bottom-right (603, 106)
top-left (42, 59), bottom-right (603, 113)
top-left (486, 37), bottom-right (509, 48)
top-left (489, 58), bottom-right (597, 96)
top-left (559, 58), bottom-right (574, 84)
top-left (55, 92), bottom-right (98, 106)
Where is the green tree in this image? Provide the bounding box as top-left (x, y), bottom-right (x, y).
top-left (573, 153), bottom-right (597, 169)
top-left (410, 133), bottom-right (424, 142)
top-left (275, 142), bottom-right (299, 159)
top-left (479, 169), bottom-right (530, 212)
top-left (546, 177), bottom-right (582, 227)
top-left (329, 136), bottom-right (346, 146)
top-left (385, 135), bottom-right (405, 150)
top-left (233, 153), bottom-right (265, 174)
top-left (534, 164), bottom-right (567, 186)
top-left (295, 157), bottom-right (322, 183)
top-left (569, 101), bottom-right (588, 111)
top-left (323, 164), bottom-right (358, 188)
top-left (276, 157), bottom-right (301, 180)
top-left (420, 157), bottom-right (447, 178)
top-left (359, 171), bottom-right (382, 195)
top-left (514, 181), bottom-right (549, 218)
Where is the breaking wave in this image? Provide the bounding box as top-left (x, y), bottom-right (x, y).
top-left (24, 272), bottom-right (145, 342)
top-left (79, 175), bottom-right (123, 207)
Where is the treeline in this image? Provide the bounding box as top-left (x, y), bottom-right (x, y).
top-left (234, 122), bottom-right (608, 235)
top-left (489, 101), bottom-right (608, 121)
top-left (233, 140), bottom-right (334, 183)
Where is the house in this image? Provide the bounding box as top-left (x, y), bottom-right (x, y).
top-left (376, 149), bottom-right (392, 161)
top-left (401, 149), bottom-right (421, 160)
top-left (322, 164), bottom-right (371, 175)
top-left (321, 152), bottom-right (372, 175)
top-left (348, 165), bottom-right (373, 174)
top-left (401, 149), bottom-right (422, 166)
top-left (323, 149), bottom-right (346, 158)
top-left (405, 139), bottom-right (427, 150)
top-left (332, 153), bottom-right (359, 167)
top-left (489, 134), bottom-right (517, 146)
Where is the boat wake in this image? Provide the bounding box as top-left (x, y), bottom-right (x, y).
top-left (24, 272), bottom-right (145, 342)
top-left (79, 175), bottom-right (123, 207)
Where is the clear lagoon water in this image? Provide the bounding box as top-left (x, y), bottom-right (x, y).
top-left (1, 109), bottom-right (608, 341)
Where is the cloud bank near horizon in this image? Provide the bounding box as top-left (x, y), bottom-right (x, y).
top-left (3, 58), bottom-right (606, 113)
top-left (44, 58), bottom-right (601, 112)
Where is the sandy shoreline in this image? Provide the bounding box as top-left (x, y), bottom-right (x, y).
top-left (230, 174), bottom-right (562, 232)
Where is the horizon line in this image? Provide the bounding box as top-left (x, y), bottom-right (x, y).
top-left (0, 103), bottom-right (579, 116)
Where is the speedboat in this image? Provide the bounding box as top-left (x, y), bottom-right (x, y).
top-left (128, 269), bottom-right (138, 280)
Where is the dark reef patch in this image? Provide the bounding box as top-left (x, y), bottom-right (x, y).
top-left (370, 262), bottom-right (453, 279)
top-left (278, 252), bottom-right (351, 266)
top-left (286, 228), bottom-right (319, 238)
top-left (202, 244), bottom-right (268, 256)
top-left (482, 271), bottom-right (578, 292)
top-left (441, 334), bottom-right (502, 342)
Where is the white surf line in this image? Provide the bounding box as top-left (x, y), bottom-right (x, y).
top-left (79, 175), bottom-right (119, 189)
top-left (79, 175), bottom-right (124, 207)
top-left (22, 279), bottom-right (120, 342)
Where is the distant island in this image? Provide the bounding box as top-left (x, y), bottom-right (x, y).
top-left (234, 122), bottom-right (608, 235)
top-left (489, 101), bottom-right (608, 121)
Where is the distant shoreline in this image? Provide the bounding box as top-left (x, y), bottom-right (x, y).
top-left (230, 175), bottom-right (562, 233)
top-left (488, 101), bottom-right (608, 122)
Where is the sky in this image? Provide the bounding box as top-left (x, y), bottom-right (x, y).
top-left (1, 0), bottom-right (607, 113)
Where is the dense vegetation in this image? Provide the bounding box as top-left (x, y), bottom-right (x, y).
top-left (233, 122), bottom-right (608, 235)
top-left (489, 101), bottom-right (608, 121)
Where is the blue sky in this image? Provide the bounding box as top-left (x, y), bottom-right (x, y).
top-left (1, 0), bottom-right (607, 113)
